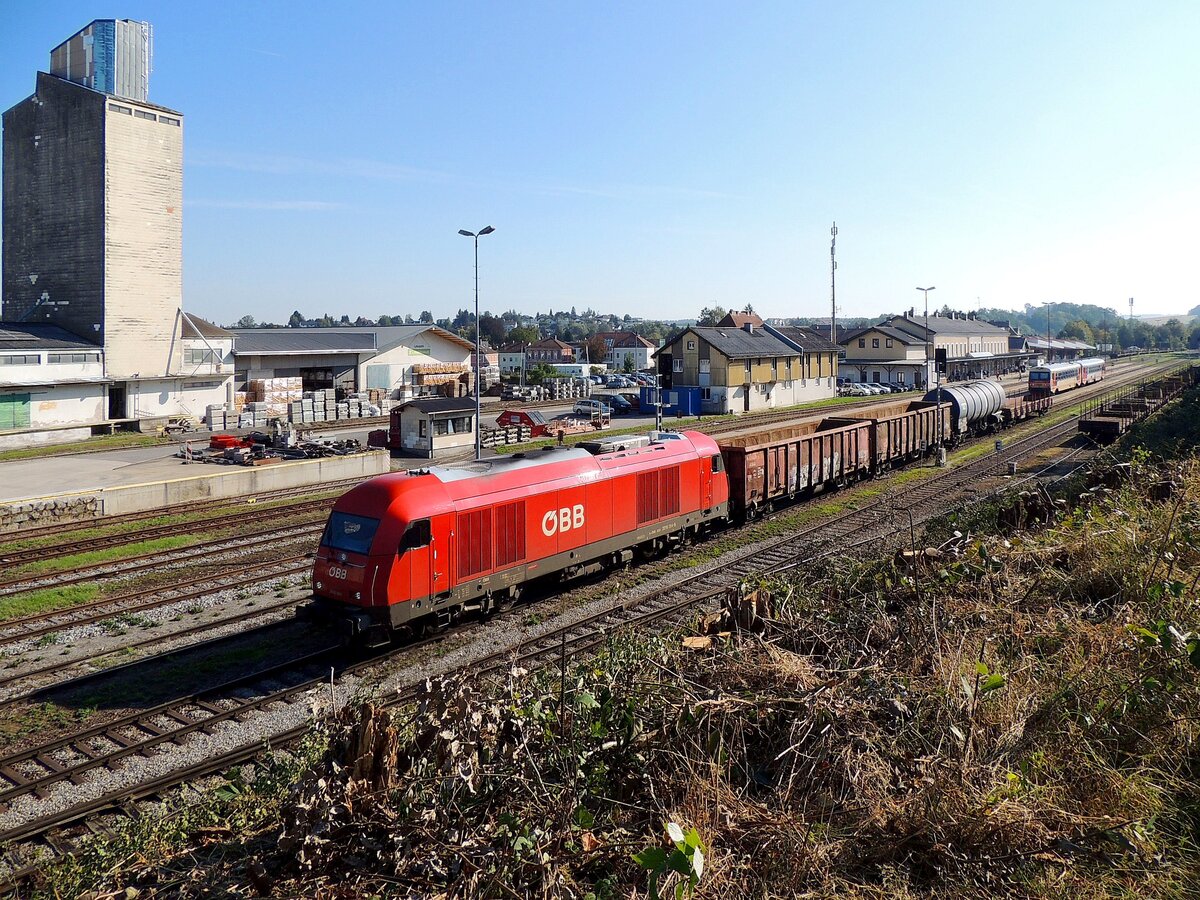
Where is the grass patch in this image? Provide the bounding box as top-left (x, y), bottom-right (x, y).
top-left (0, 701), bottom-right (95, 746)
top-left (0, 583), bottom-right (101, 622)
top-left (91, 648), bottom-right (138, 670)
top-left (69, 644), bottom-right (274, 709)
top-left (0, 490), bottom-right (343, 555)
top-left (9, 535), bottom-right (201, 577)
top-left (0, 432), bottom-right (171, 462)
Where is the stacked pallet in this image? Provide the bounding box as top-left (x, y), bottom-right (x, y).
top-left (206, 405), bottom-right (233, 431)
top-left (480, 425), bottom-right (533, 447)
top-left (247, 377), bottom-right (303, 418)
top-left (544, 377), bottom-right (593, 400)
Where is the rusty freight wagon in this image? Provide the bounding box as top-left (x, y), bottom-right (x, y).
top-left (716, 417), bottom-right (872, 518)
top-left (841, 399), bottom-right (950, 470)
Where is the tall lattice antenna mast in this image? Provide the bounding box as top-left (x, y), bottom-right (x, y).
top-left (830, 222), bottom-right (838, 343)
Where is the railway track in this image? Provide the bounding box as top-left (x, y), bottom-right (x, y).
top-left (0, 556), bottom-right (309, 654)
top-left (0, 497), bottom-right (336, 568)
top-left (0, 520), bottom-right (323, 599)
top-left (0, 477), bottom-right (368, 546)
top-left (0, 596), bottom-right (306, 702)
top-left (0, 360), bottom-right (1187, 861)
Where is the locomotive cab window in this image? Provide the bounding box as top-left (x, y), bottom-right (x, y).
top-left (322, 512), bottom-right (380, 555)
top-left (711, 454), bottom-right (724, 473)
top-left (399, 519), bottom-right (431, 552)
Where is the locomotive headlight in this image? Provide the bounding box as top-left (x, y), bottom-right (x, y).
top-left (354, 592), bottom-right (362, 600)
top-left (315, 581), bottom-right (323, 590)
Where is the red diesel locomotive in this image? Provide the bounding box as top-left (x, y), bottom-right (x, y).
top-left (312, 431), bottom-right (728, 645)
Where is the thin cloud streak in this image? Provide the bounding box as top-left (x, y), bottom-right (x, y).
top-left (186, 199), bottom-right (345, 211)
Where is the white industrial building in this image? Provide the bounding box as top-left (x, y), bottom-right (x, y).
top-left (231, 325), bottom-right (475, 397)
top-left (1, 20), bottom-right (233, 443)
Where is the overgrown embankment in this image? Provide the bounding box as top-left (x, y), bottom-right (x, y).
top-left (27, 394), bottom-right (1200, 899)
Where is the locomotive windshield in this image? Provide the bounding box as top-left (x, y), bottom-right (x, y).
top-left (322, 512), bottom-right (380, 555)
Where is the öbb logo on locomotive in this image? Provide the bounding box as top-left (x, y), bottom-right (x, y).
top-left (328, 566), bottom-right (348, 580)
top-left (541, 504), bottom-right (586, 537)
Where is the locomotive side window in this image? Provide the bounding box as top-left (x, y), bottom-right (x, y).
top-left (322, 512), bottom-right (380, 555)
top-left (399, 519), bottom-right (432, 552)
top-left (711, 454), bottom-right (724, 473)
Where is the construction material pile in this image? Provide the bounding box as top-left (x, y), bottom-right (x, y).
top-left (411, 362), bottom-right (474, 398)
top-left (179, 431), bottom-right (379, 465)
top-left (501, 377), bottom-right (593, 402)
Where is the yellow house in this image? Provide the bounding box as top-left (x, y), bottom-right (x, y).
top-left (655, 320), bottom-right (838, 414)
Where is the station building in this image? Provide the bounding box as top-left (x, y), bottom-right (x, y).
top-left (1, 20), bottom-right (233, 442)
top-left (839, 311), bottom-right (1037, 387)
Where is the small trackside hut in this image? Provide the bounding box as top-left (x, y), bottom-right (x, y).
top-left (388, 397), bottom-right (477, 457)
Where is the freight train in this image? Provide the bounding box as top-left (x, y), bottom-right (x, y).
top-left (310, 382), bottom-right (1051, 645)
top-left (1028, 357), bottom-right (1106, 396)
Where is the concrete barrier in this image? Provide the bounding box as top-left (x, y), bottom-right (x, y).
top-left (0, 450), bottom-right (390, 533)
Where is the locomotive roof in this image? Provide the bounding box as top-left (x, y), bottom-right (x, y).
top-left (1031, 361), bottom-right (1085, 372)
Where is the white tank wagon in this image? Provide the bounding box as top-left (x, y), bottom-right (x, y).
top-left (923, 380), bottom-right (1008, 436)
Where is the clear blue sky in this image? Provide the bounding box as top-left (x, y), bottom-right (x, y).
top-left (3, 2), bottom-right (1198, 325)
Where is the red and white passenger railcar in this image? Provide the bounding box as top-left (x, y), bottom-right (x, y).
top-left (312, 431), bottom-right (728, 645)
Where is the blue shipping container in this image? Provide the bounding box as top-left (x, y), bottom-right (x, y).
top-left (643, 385), bottom-right (700, 417)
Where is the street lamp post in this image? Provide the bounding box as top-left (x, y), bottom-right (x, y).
top-left (916, 286), bottom-right (941, 459)
top-left (458, 226), bottom-right (495, 460)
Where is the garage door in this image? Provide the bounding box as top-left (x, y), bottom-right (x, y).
top-left (0, 393), bottom-right (31, 430)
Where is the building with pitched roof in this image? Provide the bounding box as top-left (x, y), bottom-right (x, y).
top-left (839, 311), bottom-right (1037, 387)
top-left (593, 331), bottom-right (657, 371)
top-left (231, 325), bottom-right (475, 397)
top-left (654, 319), bottom-right (837, 414)
top-left (526, 338), bottom-right (575, 364)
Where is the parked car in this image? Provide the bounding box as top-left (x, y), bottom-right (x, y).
top-left (589, 375), bottom-right (606, 385)
top-left (606, 394), bottom-right (634, 415)
top-left (867, 383), bottom-right (893, 395)
top-left (845, 383), bottom-right (873, 396)
top-left (573, 399), bottom-right (611, 417)
top-left (618, 391), bottom-right (642, 410)
top-left (887, 382), bottom-right (910, 392)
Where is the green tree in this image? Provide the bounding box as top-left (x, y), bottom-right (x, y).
top-left (697, 306), bottom-right (728, 326)
top-left (507, 325), bottom-right (539, 345)
top-left (1057, 319), bottom-right (1095, 344)
top-left (235, 315), bottom-right (256, 328)
top-left (287, 310), bottom-right (305, 328)
top-left (525, 363), bottom-right (555, 385)
top-left (479, 313), bottom-right (507, 346)
top-left (419, 310), bottom-right (434, 324)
